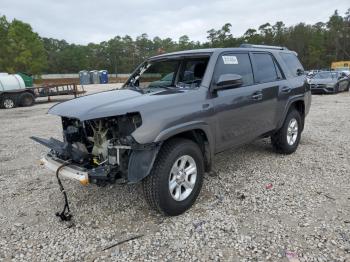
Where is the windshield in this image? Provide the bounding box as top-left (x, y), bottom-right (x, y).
top-left (125, 57), bottom-right (209, 90)
top-left (314, 72), bottom-right (338, 79)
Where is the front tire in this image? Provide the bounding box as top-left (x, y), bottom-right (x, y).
top-left (271, 108), bottom-right (302, 154)
top-left (334, 84), bottom-right (339, 93)
top-left (143, 138), bottom-right (204, 216)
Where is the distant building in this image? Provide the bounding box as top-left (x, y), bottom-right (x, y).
top-left (331, 61), bottom-right (350, 71)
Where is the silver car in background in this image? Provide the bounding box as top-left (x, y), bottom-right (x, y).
top-left (308, 71), bottom-right (350, 94)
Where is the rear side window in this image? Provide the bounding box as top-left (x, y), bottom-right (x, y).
top-left (214, 53), bottom-right (254, 86)
top-left (280, 52), bottom-right (304, 77)
top-left (252, 53), bottom-right (279, 83)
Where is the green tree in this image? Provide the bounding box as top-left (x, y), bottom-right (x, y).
top-left (5, 19), bottom-right (47, 74)
top-left (0, 15), bottom-right (9, 71)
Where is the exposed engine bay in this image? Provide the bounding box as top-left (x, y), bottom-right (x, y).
top-left (31, 112), bottom-right (161, 185)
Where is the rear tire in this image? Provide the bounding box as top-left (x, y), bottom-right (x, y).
top-left (19, 92), bottom-right (35, 107)
top-left (0, 95), bottom-right (17, 109)
top-left (271, 108), bottom-right (302, 154)
top-left (143, 138), bottom-right (204, 216)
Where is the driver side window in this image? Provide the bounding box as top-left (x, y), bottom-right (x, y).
top-left (214, 53), bottom-right (254, 87)
top-left (177, 58), bottom-right (209, 88)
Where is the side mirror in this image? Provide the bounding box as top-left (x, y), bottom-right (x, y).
top-left (214, 74), bottom-right (243, 90)
top-left (296, 68), bottom-right (304, 76)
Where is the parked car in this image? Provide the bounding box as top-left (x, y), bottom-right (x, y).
top-left (308, 71), bottom-right (350, 94)
top-left (32, 44), bottom-right (311, 216)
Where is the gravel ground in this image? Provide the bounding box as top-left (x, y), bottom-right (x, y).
top-left (0, 86), bottom-right (350, 261)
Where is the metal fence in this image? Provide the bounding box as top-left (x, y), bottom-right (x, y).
top-left (36, 73), bottom-right (131, 79)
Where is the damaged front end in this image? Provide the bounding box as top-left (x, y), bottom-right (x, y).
top-left (31, 113), bottom-right (160, 186)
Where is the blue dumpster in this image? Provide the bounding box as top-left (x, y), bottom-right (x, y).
top-left (79, 70), bottom-right (90, 85)
top-left (99, 70), bottom-right (108, 84)
top-left (90, 70), bottom-right (100, 84)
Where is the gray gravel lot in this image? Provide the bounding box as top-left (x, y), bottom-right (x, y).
top-left (0, 86), bottom-right (350, 261)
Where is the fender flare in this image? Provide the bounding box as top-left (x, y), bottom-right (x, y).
top-left (277, 96), bottom-right (305, 130)
top-left (155, 121), bottom-right (215, 158)
top-left (127, 121), bottom-right (215, 183)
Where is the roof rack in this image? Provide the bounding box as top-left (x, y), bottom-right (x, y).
top-left (240, 44), bottom-right (288, 50)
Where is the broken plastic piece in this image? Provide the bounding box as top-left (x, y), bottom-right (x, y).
top-left (286, 251), bottom-right (300, 262)
top-left (265, 183), bottom-right (273, 189)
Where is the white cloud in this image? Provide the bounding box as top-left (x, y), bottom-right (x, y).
top-left (1, 0), bottom-right (349, 44)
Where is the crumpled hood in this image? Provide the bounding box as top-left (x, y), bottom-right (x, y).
top-left (48, 88), bottom-right (184, 120)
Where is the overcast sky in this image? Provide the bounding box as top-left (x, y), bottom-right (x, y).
top-left (1, 0), bottom-right (349, 44)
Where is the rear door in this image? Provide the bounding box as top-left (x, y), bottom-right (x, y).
top-left (212, 52), bottom-right (273, 152)
top-left (250, 52), bottom-right (285, 131)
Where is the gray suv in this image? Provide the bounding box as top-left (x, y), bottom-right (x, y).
top-left (32, 44), bottom-right (311, 216)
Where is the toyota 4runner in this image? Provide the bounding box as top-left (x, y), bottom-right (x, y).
top-left (32, 44), bottom-right (311, 216)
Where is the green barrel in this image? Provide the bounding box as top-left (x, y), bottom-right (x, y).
top-left (17, 72), bottom-right (33, 87)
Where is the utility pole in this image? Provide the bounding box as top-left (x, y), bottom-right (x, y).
top-left (115, 55), bottom-right (118, 78)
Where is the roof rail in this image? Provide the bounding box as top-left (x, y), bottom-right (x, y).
top-left (240, 44), bottom-right (288, 50)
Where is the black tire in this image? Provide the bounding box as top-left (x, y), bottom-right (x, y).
top-left (19, 92), bottom-right (35, 107)
top-left (271, 108), bottom-right (302, 154)
top-left (334, 84), bottom-right (339, 94)
top-left (143, 138), bottom-right (204, 216)
top-left (0, 95), bottom-right (17, 109)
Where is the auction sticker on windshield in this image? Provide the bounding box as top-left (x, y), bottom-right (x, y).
top-left (222, 56), bottom-right (238, 64)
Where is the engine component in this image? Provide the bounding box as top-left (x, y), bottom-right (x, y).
top-left (107, 141), bottom-right (131, 166)
top-left (90, 120), bottom-right (109, 159)
top-left (107, 143), bottom-right (118, 165)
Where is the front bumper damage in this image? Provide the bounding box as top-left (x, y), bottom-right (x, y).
top-left (33, 136), bottom-right (161, 186)
top-left (40, 155), bottom-right (89, 185)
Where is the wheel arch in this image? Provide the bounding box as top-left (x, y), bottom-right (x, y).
top-left (127, 122), bottom-right (214, 183)
top-left (279, 98), bottom-right (305, 131)
top-left (154, 122), bottom-right (214, 172)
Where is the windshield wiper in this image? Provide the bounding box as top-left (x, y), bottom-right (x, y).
top-left (126, 85), bottom-right (145, 93)
top-left (151, 85), bottom-right (173, 90)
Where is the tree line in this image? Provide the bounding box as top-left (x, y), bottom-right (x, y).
top-left (0, 8), bottom-right (349, 75)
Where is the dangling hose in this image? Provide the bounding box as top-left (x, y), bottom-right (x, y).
top-left (55, 160), bottom-right (73, 221)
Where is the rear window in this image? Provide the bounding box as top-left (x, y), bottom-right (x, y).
top-left (252, 53), bottom-right (279, 83)
top-left (280, 52), bottom-right (304, 77)
top-left (214, 53), bottom-right (254, 86)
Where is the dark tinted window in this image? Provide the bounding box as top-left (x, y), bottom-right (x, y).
top-left (280, 52), bottom-right (304, 77)
top-left (177, 58), bottom-right (209, 88)
top-left (214, 53), bottom-right (254, 86)
top-left (252, 53), bottom-right (278, 83)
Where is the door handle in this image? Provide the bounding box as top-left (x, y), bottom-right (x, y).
top-left (251, 91), bottom-right (263, 100)
top-left (281, 86), bottom-right (291, 93)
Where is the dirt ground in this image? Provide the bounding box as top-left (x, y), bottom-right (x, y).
top-left (0, 86), bottom-right (349, 261)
